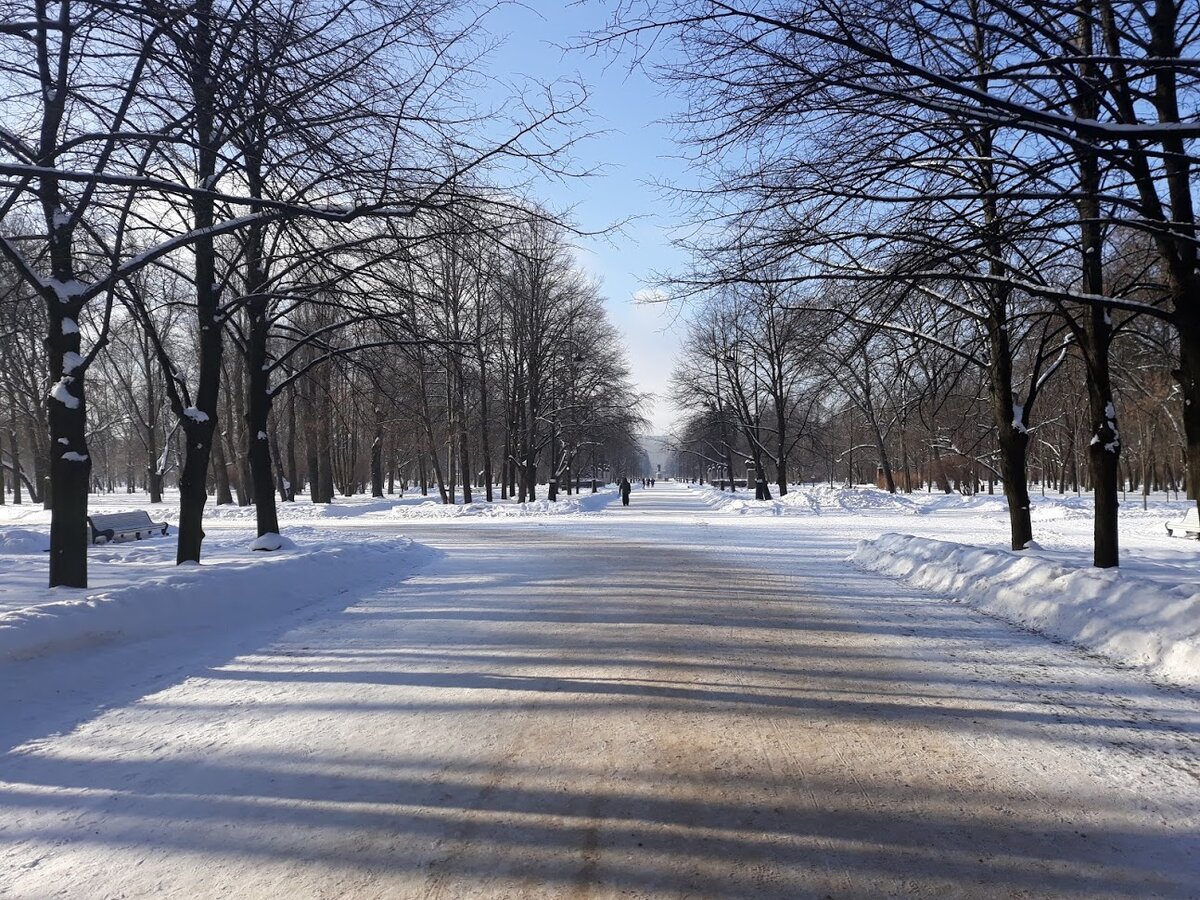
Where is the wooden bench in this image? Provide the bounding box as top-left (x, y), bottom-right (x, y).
top-left (1165, 506), bottom-right (1200, 540)
top-left (88, 510), bottom-right (170, 545)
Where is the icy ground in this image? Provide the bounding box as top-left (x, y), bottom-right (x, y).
top-left (0, 483), bottom-right (1198, 897)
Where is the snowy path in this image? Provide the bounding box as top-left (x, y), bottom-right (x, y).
top-left (2, 484), bottom-right (1199, 897)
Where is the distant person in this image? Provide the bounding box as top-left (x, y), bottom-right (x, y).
top-left (620, 477), bottom-right (632, 506)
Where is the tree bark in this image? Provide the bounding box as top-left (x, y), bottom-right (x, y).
top-left (286, 387), bottom-right (299, 500)
top-left (8, 405), bottom-right (22, 505)
top-left (1075, 7), bottom-right (1120, 568)
top-left (269, 415), bottom-right (290, 502)
top-left (370, 402), bottom-right (384, 498)
top-left (212, 432), bottom-right (234, 506)
top-left (175, 0), bottom-right (222, 565)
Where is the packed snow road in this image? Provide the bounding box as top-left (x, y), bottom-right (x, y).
top-left (2, 483), bottom-right (1198, 898)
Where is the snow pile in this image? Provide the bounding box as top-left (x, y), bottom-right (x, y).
top-left (382, 491), bottom-right (615, 519)
top-left (204, 498), bottom-right (397, 521)
top-left (853, 532), bottom-right (1200, 687)
top-left (0, 528), bottom-right (50, 555)
top-left (0, 530), bottom-right (416, 662)
top-left (687, 483), bottom-right (927, 516)
top-left (688, 484), bottom-right (779, 516)
top-left (201, 488), bottom-right (619, 522)
top-left (250, 532), bottom-right (295, 551)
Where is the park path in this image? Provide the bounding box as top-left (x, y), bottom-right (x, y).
top-left (1, 483), bottom-right (1198, 898)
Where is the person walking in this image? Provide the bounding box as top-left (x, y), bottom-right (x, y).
top-left (620, 477), bottom-right (632, 507)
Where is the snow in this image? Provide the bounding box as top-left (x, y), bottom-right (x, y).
top-left (1011, 402), bottom-right (1026, 433)
top-left (0, 488), bottom-right (619, 619)
top-left (199, 487), bottom-right (619, 522)
top-left (0, 483), bottom-right (1197, 895)
top-left (0, 526), bottom-right (413, 661)
top-left (49, 378), bottom-right (79, 408)
top-left (47, 276), bottom-right (86, 301)
top-left (61, 317), bottom-right (79, 335)
top-left (60, 451), bottom-right (89, 462)
top-left (62, 350), bottom-right (84, 374)
top-left (4, 482), bottom-right (1192, 684)
top-left (249, 531), bottom-right (291, 551)
top-left (183, 406), bottom-right (210, 423)
top-left (853, 532), bottom-right (1200, 687)
top-left (684, 481), bottom-right (1200, 685)
top-left (0, 529), bottom-right (50, 555)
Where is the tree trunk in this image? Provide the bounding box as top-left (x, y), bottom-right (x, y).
top-left (147, 467), bottom-right (164, 504)
top-left (46, 351), bottom-right (90, 586)
top-left (270, 415), bottom-right (290, 502)
top-left (1180, 325), bottom-right (1200, 509)
top-left (1074, 7), bottom-right (1120, 567)
top-left (212, 433), bottom-right (234, 506)
top-left (774, 397), bottom-right (789, 497)
top-left (176, 2), bottom-right (223, 565)
top-left (476, 340), bottom-right (493, 502)
top-left (305, 382), bottom-right (321, 503)
top-left (242, 230), bottom-right (277, 533)
top-left (176, 418), bottom-right (215, 565)
top-left (285, 387), bottom-right (298, 500)
top-left (8, 405), bottom-right (22, 505)
top-left (370, 403), bottom-right (384, 498)
top-left (316, 373), bottom-right (335, 504)
top-left (246, 321), bottom-right (279, 537)
top-left (226, 371), bottom-right (251, 507)
top-left (456, 394), bottom-right (472, 505)
top-left (870, 425), bottom-right (896, 494)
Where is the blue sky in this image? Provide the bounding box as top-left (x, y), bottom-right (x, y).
top-left (478, 2), bottom-right (690, 434)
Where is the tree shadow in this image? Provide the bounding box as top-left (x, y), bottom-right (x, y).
top-left (0, 748), bottom-right (1194, 897)
top-left (0, 545), bottom-right (444, 755)
top-left (2, 523), bottom-right (1198, 896)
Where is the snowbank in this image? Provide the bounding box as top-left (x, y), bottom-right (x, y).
top-left (379, 489), bottom-right (616, 519)
top-left (0, 528), bottom-right (50, 554)
top-left (853, 533), bottom-right (1200, 687)
top-left (0, 530), bottom-right (416, 662)
top-left (201, 487), bottom-right (618, 522)
top-left (689, 483), bottom-right (925, 516)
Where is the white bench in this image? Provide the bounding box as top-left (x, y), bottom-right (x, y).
top-left (88, 510), bottom-right (170, 545)
top-left (1165, 506), bottom-right (1200, 540)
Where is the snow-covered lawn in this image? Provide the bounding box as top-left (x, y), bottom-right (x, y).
top-left (0, 486), bottom-right (614, 663)
top-left (0, 484), bottom-right (617, 531)
top-left (0, 527), bottom-right (417, 660)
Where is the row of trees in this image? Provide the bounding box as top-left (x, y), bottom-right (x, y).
top-left (2, 212), bottom-right (645, 509)
top-left (668, 280), bottom-right (1185, 508)
top-left (600, 0), bottom-right (1200, 567)
top-left (0, 0), bottom-right (639, 587)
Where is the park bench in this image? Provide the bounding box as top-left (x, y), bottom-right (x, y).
top-left (1165, 506), bottom-right (1200, 540)
top-left (87, 510), bottom-right (170, 545)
